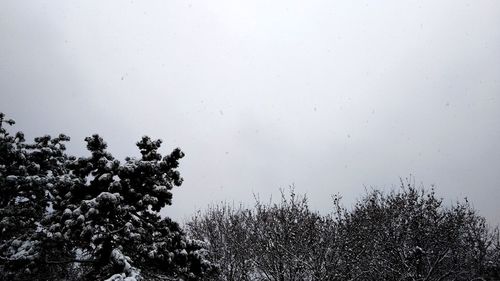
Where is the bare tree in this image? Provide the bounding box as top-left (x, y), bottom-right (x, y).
top-left (186, 183), bottom-right (500, 281)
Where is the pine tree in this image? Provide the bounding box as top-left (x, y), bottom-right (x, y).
top-left (0, 113), bottom-right (215, 280)
top-left (0, 113), bottom-right (71, 279)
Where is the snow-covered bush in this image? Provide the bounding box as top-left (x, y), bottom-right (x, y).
top-left (188, 189), bottom-right (335, 281)
top-left (187, 184), bottom-right (500, 281)
top-left (334, 183), bottom-right (500, 280)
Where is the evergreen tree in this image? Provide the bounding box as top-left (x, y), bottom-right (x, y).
top-left (0, 113), bottom-right (71, 279)
top-left (0, 113), bottom-right (214, 280)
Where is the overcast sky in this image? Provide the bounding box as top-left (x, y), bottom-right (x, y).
top-left (1, 0), bottom-right (499, 224)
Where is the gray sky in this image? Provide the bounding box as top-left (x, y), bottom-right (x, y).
top-left (1, 0), bottom-right (500, 225)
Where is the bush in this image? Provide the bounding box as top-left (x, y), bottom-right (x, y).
top-left (187, 185), bottom-right (500, 281)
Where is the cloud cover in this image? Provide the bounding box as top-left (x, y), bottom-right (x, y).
top-left (1, 0), bottom-right (500, 224)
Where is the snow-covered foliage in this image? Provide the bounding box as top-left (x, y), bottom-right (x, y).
top-left (103, 249), bottom-right (141, 281)
top-left (0, 113), bottom-right (215, 280)
top-left (187, 186), bottom-right (500, 281)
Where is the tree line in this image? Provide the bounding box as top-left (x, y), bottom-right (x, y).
top-left (187, 186), bottom-right (500, 281)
